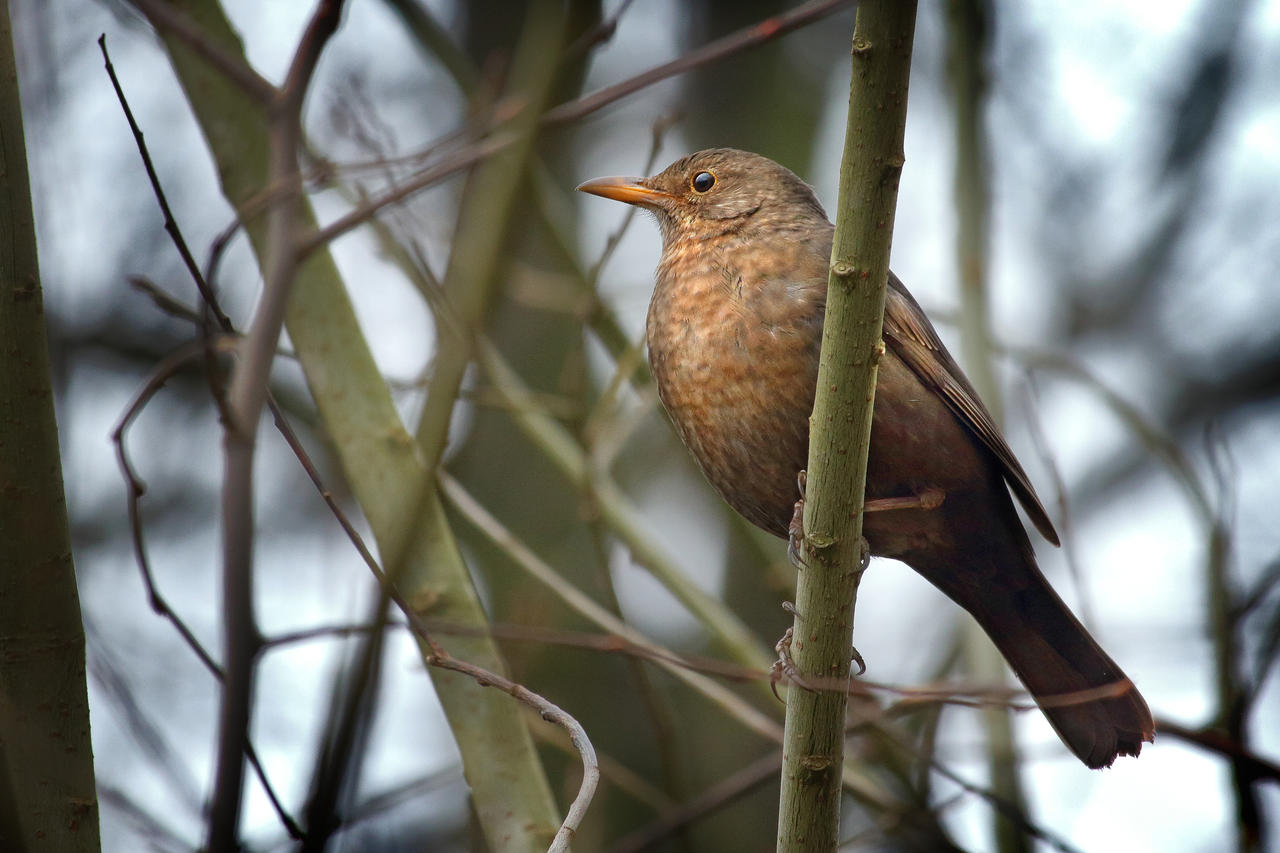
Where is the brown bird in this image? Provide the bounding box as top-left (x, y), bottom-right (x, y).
top-left (578, 148), bottom-right (1154, 769)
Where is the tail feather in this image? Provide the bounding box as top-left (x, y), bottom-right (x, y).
top-left (969, 581), bottom-right (1155, 768)
top-left (903, 503), bottom-right (1155, 768)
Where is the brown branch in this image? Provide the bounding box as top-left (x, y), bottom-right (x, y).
top-left (298, 0), bottom-right (852, 259)
top-left (101, 36), bottom-right (230, 332)
top-left (867, 720), bottom-right (1085, 853)
top-left (107, 339), bottom-right (304, 842)
top-left (110, 339), bottom-right (227, 680)
top-left (424, 648), bottom-right (598, 853)
top-left (1157, 719), bottom-right (1280, 785)
top-left (125, 0), bottom-right (275, 105)
top-left (208, 2), bottom-right (347, 848)
top-left (541, 0), bottom-right (855, 126)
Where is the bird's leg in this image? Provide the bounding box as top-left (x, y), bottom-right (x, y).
top-left (863, 487), bottom-right (945, 513)
top-left (770, 626), bottom-right (796, 701)
top-left (787, 470), bottom-right (808, 568)
top-left (848, 536), bottom-right (870, 677)
top-left (793, 476), bottom-right (942, 566)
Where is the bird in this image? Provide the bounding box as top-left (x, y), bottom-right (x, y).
top-left (577, 148), bottom-right (1154, 769)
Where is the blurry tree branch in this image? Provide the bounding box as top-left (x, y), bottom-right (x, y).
top-left (438, 472), bottom-right (908, 817)
top-left (1157, 718), bottom-right (1280, 786)
top-left (298, 0), bottom-right (855, 259)
top-left (946, 2), bottom-right (1031, 850)
top-left (379, 0), bottom-right (479, 97)
top-left (205, 2), bottom-right (347, 847)
top-left (109, 337), bottom-right (305, 842)
top-left (413, 0), bottom-right (565, 468)
top-left (0, 5), bottom-right (99, 849)
top-left (128, 0), bottom-right (274, 103)
top-left (541, 0), bottom-right (855, 125)
top-left (124, 0), bottom-right (566, 849)
top-left (474, 337), bottom-right (777, 675)
top-left (609, 750), bottom-right (783, 853)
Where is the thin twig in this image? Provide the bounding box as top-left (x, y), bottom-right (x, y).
top-left (107, 340), bottom-right (305, 842)
top-left (868, 721), bottom-right (1085, 853)
top-left (110, 340), bottom-right (227, 679)
top-left (425, 648), bottom-right (598, 853)
top-left (1021, 372), bottom-right (1094, 627)
top-left (298, 0), bottom-right (851, 259)
top-left (1156, 718), bottom-right (1280, 785)
top-left (542, 0), bottom-right (856, 126)
top-left (101, 36), bottom-right (231, 332)
top-left (198, 2), bottom-right (348, 848)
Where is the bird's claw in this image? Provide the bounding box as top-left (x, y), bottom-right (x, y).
top-left (770, 627), bottom-right (796, 701)
top-left (857, 536), bottom-right (871, 573)
top-left (850, 644), bottom-right (867, 677)
top-left (787, 470), bottom-right (808, 568)
top-left (787, 501), bottom-right (806, 568)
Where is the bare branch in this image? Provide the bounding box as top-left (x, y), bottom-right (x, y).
top-left (542, 0), bottom-right (855, 126)
top-left (126, 0), bottom-right (275, 104)
top-left (204, 2), bottom-right (348, 847)
top-left (424, 648), bottom-right (598, 853)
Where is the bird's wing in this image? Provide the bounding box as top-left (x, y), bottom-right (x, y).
top-left (882, 273), bottom-right (1061, 546)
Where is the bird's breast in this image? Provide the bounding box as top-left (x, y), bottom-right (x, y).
top-left (645, 243), bottom-right (822, 535)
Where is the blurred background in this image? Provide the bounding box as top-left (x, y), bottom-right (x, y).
top-left (12, 0), bottom-right (1280, 849)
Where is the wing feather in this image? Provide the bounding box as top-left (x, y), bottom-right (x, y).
top-left (883, 273), bottom-right (1061, 546)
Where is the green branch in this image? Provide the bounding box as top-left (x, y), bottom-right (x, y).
top-left (138, 2), bottom-right (561, 849)
top-left (777, 3), bottom-right (918, 850)
top-left (0, 5), bottom-right (99, 849)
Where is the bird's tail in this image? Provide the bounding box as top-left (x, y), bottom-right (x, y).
top-left (909, 510), bottom-right (1155, 768)
top-left (965, 570), bottom-right (1154, 768)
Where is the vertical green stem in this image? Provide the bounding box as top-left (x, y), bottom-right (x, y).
top-left (776, 3), bottom-right (918, 850)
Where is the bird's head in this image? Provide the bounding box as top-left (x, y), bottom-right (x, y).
top-left (577, 148), bottom-right (828, 246)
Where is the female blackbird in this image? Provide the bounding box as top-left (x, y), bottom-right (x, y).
top-left (578, 148), bottom-right (1154, 768)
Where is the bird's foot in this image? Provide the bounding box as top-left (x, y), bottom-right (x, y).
top-left (863, 487), bottom-right (945, 514)
top-left (769, 626), bottom-right (796, 701)
top-left (787, 471), bottom-right (808, 568)
top-left (850, 644), bottom-right (867, 677)
top-left (787, 501), bottom-right (806, 568)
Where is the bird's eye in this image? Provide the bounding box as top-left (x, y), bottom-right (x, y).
top-left (691, 171), bottom-right (716, 193)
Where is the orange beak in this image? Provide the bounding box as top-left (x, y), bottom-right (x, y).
top-left (575, 176), bottom-right (675, 206)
